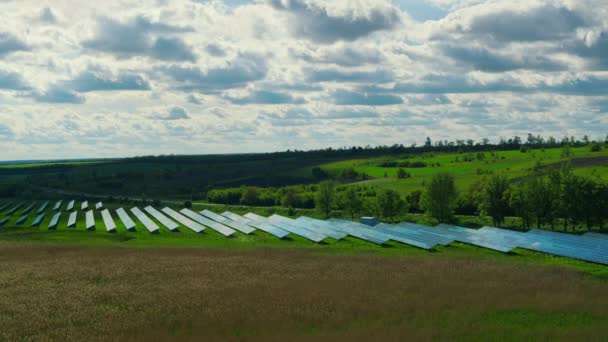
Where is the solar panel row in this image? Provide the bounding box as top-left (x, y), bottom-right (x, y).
top-left (245, 213), bottom-right (325, 242)
top-left (15, 214), bottom-right (29, 225)
top-left (31, 213), bottom-right (45, 227)
top-left (85, 210), bottom-right (95, 230)
top-left (67, 211), bottom-right (77, 228)
top-left (326, 219), bottom-right (389, 245)
top-left (36, 201), bottom-right (49, 214)
top-left (95, 202), bottom-right (103, 210)
top-left (21, 202), bottom-right (36, 215)
top-left (130, 207), bottom-right (159, 233)
top-left (101, 209), bottom-right (116, 232)
top-left (67, 200), bottom-right (75, 211)
top-left (5, 202), bottom-right (23, 215)
top-left (48, 212), bottom-right (61, 229)
top-left (221, 211), bottom-right (289, 238)
top-left (145, 206), bottom-right (179, 231)
top-left (201, 209), bottom-right (255, 234)
top-left (0, 202), bottom-right (12, 212)
top-left (81, 201), bottom-right (88, 210)
top-left (116, 208), bottom-right (136, 231)
top-left (162, 207), bottom-right (205, 233)
top-left (0, 217), bottom-right (9, 226)
top-left (180, 209), bottom-right (235, 236)
top-left (53, 200), bottom-right (62, 211)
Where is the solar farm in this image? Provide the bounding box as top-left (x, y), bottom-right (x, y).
top-left (0, 199), bottom-right (606, 266)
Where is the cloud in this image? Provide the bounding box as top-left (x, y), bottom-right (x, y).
top-left (39, 7), bottom-right (57, 24)
top-left (407, 94), bottom-right (452, 106)
top-left (435, 3), bottom-right (585, 43)
top-left (161, 53), bottom-right (268, 92)
top-left (82, 16), bottom-right (196, 61)
top-left (205, 44), bottom-right (226, 57)
top-left (268, 0), bottom-right (401, 44)
top-left (226, 90), bottom-right (306, 105)
top-left (0, 70), bottom-right (30, 90)
top-left (187, 94), bottom-right (203, 105)
top-left (152, 106), bottom-right (190, 120)
top-left (566, 32), bottom-right (608, 70)
top-left (291, 45), bottom-right (385, 67)
top-left (31, 86), bottom-right (85, 104)
top-left (0, 32), bottom-right (29, 57)
top-left (64, 68), bottom-right (150, 92)
top-left (332, 89), bottom-right (403, 106)
top-left (0, 123), bottom-right (14, 139)
top-left (441, 44), bottom-right (566, 72)
top-left (321, 109), bottom-right (381, 119)
top-left (306, 68), bottom-right (393, 83)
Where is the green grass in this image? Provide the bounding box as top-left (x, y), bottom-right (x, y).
top-left (315, 146), bottom-right (608, 193)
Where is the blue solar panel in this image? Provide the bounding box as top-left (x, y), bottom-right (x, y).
top-left (291, 216), bottom-right (348, 240)
top-left (67, 211), bottom-right (77, 228)
top-left (372, 223), bottom-right (437, 249)
top-left (36, 201), bottom-right (49, 214)
top-left (326, 219), bottom-right (389, 245)
top-left (130, 207), bottom-right (159, 233)
top-left (245, 213), bottom-right (326, 242)
top-left (180, 209), bottom-right (236, 237)
top-left (48, 212), bottom-right (61, 229)
top-left (584, 232), bottom-right (608, 240)
top-left (145, 206), bottom-right (179, 232)
top-left (31, 213), bottom-right (45, 227)
top-left (201, 209), bottom-right (255, 234)
top-left (81, 201), bottom-right (89, 210)
top-left (393, 222), bottom-right (455, 246)
top-left (15, 214), bottom-right (29, 225)
top-left (432, 224), bottom-right (516, 253)
top-left (222, 211), bottom-right (288, 239)
top-left (66, 200), bottom-right (75, 211)
top-left (52, 200), bottom-right (62, 211)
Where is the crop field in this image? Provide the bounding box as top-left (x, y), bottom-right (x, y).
top-left (0, 245), bottom-right (607, 340)
top-left (316, 147), bottom-right (608, 193)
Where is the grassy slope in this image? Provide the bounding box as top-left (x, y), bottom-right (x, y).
top-left (316, 146), bottom-right (608, 193)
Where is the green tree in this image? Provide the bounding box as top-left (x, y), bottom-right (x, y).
top-left (240, 187), bottom-right (260, 205)
top-left (339, 187), bottom-right (363, 219)
top-left (509, 182), bottom-right (533, 229)
top-left (316, 180), bottom-right (336, 217)
top-left (480, 174), bottom-right (511, 227)
top-left (396, 168), bottom-right (410, 179)
top-left (377, 189), bottom-right (406, 222)
top-left (405, 190), bottom-right (423, 213)
top-left (421, 173), bottom-right (457, 223)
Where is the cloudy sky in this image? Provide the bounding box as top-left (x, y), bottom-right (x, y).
top-left (0, 0), bottom-right (607, 160)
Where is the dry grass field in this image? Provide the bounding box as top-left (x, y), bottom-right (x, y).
top-left (1, 244), bottom-right (607, 341)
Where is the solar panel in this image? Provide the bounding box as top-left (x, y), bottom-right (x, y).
top-left (130, 207), bottom-right (159, 233)
top-left (81, 201), bottom-right (88, 210)
top-left (366, 223), bottom-right (435, 249)
top-left (161, 207), bottom-right (205, 233)
top-left (101, 209), bottom-right (116, 232)
top-left (15, 214), bottom-right (29, 225)
top-left (66, 200), bottom-right (75, 211)
top-left (95, 202), bottom-right (103, 210)
top-left (5, 202), bottom-right (23, 215)
top-left (245, 213), bottom-right (325, 242)
top-left (286, 216), bottom-right (347, 240)
top-left (329, 218), bottom-right (427, 247)
top-left (584, 232), bottom-right (608, 240)
top-left (0, 202), bottom-right (12, 212)
top-left (116, 208), bottom-right (136, 231)
top-left (31, 213), bottom-right (45, 227)
top-left (180, 208), bottom-right (235, 237)
top-left (145, 206), bottom-right (179, 231)
top-left (221, 211), bottom-right (289, 239)
top-left (326, 219), bottom-right (389, 245)
top-left (67, 211), bottom-right (77, 228)
top-left (48, 212), bottom-right (61, 229)
top-left (85, 210), bottom-right (95, 230)
top-left (200, 209), bottom-right (255, 234)
top-left (432, 224), bottom-right (516, 253)
top-left (377, 223), bottom-right (453, 247)
top-left (21, 202), bottom-right (36, 215)
top-left (52, 200), bottom-right (62, 211)
top-left (0, 217), bottom-right (9, 226)
top-left (36, 201), bottom-right (49, 214)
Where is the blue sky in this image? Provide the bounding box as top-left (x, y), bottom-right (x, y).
top-left (0, 0), bottom-right (606, 160)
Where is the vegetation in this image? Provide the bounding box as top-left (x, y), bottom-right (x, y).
top-left (421, 173), bottom-right (458, 223)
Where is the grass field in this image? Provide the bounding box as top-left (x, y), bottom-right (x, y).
top-left (316, 146), bottom-right (608, 193)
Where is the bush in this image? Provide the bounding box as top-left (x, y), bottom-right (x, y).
top-left (590, 143), bottom-right (602, 152)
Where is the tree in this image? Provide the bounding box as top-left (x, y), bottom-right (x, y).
top-left (282, 189), bottom-right (298, 208)
top-left (340, 187), bottom-right (363, 219)
top-left (377, 189), bottom-right (406, 222)
top-left (240, 187), bottom-right (260, 205)
top-left (396, 168), bottom-right (410, 179)
top-left (421, 173), bottom-right (457, 223)
top-left (509, 182), bottom-right (533, 229)
top-left (316, 180), bottom-right (336, 217)
top-left (311, 167), bottom-right (329, 180)
top-left (405, 190), bottom-right (423, 213)
top-left (480, 174), bottom-right (511, 227)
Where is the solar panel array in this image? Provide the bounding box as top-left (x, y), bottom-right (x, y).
top-left (116, 208), bottom-right (136, 231)
top-left (95, 202), bottom-right (103, 210)
top-left (85, 210), bottom-right (95, 230)
top-left (130, 207), bottom-right (159, 233)
top-left (162, 207), bottom-right (205, 233)
top-left (145, 206), bottom-right (178, 231)
top-left (101, 209), bottom-right (116, 232)
top-left (48, 212), bottom-right (61, 229)
top-left (81, 201), bottom-right (88, 210)
top-left (1, 200), bottom-right (606, 265)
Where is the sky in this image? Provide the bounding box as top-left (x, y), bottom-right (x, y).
top-left (0, 0), bottom-right (607, 160)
